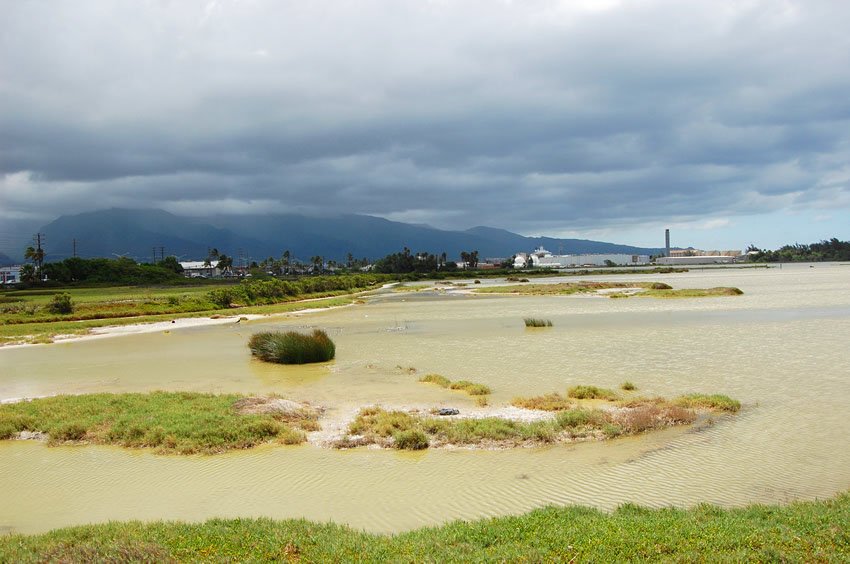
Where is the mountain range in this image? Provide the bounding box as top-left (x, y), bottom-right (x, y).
top-left (5, 208), bottom-right (664, 264)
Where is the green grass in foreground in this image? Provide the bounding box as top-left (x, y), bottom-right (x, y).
top-left (1, 494), bottom-right (847, 561)
top-left (0, 392), bottom-right (318, 454)
top-left (418, 374), bottom-right (491, 396)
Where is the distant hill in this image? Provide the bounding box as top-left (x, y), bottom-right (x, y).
top-left (0, 252), bottom-right (14, 267)
top-left (33, 208), bottom-right (664, 263)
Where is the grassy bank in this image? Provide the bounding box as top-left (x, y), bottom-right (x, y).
top-left (0, 283), bottom-right (368, 346)
top-left (0, 392), bottom-right (319, 454)
top-left (1, 494), bottom-right (846, 561)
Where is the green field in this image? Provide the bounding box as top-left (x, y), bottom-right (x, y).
top-left (0, 494), bottom-right (846, 561)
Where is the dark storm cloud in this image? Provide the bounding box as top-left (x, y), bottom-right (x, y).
top-left (1, 0), bottom-right (849, 240)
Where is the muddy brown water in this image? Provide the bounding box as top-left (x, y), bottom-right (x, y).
top-left (2, 264), bottom-right (849, 534)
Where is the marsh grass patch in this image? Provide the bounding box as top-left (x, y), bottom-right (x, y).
top-left (674, 393), bottom-right (741, 412)
top-left (567, 385), bottom-right (620, 401)
top-left (0, 392), bottom-right (318, 454)
top-left (511, 393), bottom-right (573, 411)
top-left (418, 374), bottom-right (491, 396)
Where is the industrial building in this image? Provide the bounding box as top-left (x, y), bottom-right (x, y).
top-left (520, 247), bottom-right (650, 268)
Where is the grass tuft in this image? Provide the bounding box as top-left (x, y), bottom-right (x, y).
top-left (449, 381), bottom-right (492, 396)
top-left (620, 381), bottom-right (637, 391)
top-left (524, 318), bottom-right (553, 327)
top-left (419, 373), bottom-right (451, 387)
top-left (511, 393), bottom-right (572, 411)
top-left (419, 374), bottom-right (491, 396)
top-left (393, 429), bottom-right (429, 450)
top-left (248, 329), bottom-right (335, 364)
top-left (674, 393), bottom-right (741, 412)
top-left (567, 385), bottom-right (620, 401)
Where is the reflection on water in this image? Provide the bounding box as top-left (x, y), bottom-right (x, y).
top-left (1, 264), bottom-right (849, 533)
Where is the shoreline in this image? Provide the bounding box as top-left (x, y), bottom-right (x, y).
top-left (0, 299), bottom-right (371, 351)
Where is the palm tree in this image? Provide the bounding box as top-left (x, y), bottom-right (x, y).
top-left (216, 254), bottom-right (233, 276)
top-left (24, 245), bottom-right (45, 277)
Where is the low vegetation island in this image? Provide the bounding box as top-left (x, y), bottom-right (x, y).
top-left (476, 281), bottom-right (744, 299)
top-left (335, 389), bottom-right (739, 451)
top-left (0, 393), bottom-right (320, 454)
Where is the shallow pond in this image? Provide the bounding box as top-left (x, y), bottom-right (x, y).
top-left (2, 264), bottom-right (849, 534)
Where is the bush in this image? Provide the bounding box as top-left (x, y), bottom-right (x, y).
top-left (393, 429), bottom-right (429, 450)
top-left (620, 381), bottom-right (637, 391)
top-left (46, 292), bottom-right (74, 314)
top-left (248, 330), bottom-right (336, 364)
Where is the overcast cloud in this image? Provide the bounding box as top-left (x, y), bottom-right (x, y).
top-left (1, 0), bottom-right (849, 249)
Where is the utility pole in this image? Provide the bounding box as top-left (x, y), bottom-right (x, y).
top-left (152, 247), bottom-right (157, 264)
top-left (159, 246), bottom-right (166, 262)
top-left (72, 238), bottom-right (77, 258)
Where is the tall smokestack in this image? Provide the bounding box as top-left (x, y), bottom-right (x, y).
top-left (665, 229), bottom-right (670, 257)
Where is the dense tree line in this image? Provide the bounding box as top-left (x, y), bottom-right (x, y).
top-left (372, 248), bottom-right (458, 274)
top-left (30, 257), bottom-right (185, 285)
top-left (748, 238), bottom-right (850, 262)
top-left (206, 274), bottom-right (391, 307)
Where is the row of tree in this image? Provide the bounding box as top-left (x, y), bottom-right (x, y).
top-left (747, 238), bottom-right (850, 262)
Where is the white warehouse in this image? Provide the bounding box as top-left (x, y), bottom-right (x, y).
top-left (525, 247), bottom-right (650, 268)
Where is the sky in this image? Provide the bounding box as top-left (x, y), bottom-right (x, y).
top-left (1, 0), bottom-right (849, 252)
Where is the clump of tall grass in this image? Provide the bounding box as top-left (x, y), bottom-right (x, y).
top-left (512, 393), bottom-right (573, 411)
top-left (524, 317), bottom-right (553, 327)
top-left (393, 429), bottom-right (429, 450)
top-left (620, 381), bottom-right (637, 391)
top-left (418, 374), bottom-right (491, 396)
top-left (248, 329), bottom-right (335, 364)
top-left (674, 393), bottom-right (741, 413)
top-left (567, 385), bottom-right (620, 401)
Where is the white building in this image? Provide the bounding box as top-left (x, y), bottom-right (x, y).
top-left (0, 265), bottom-right (21, 284)
top-left (655, 255), bottom-right (740, 265)
top-left (526, 247), bottom-right (650, 268)
top-left (179, 261), bottom-right (221, 278)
